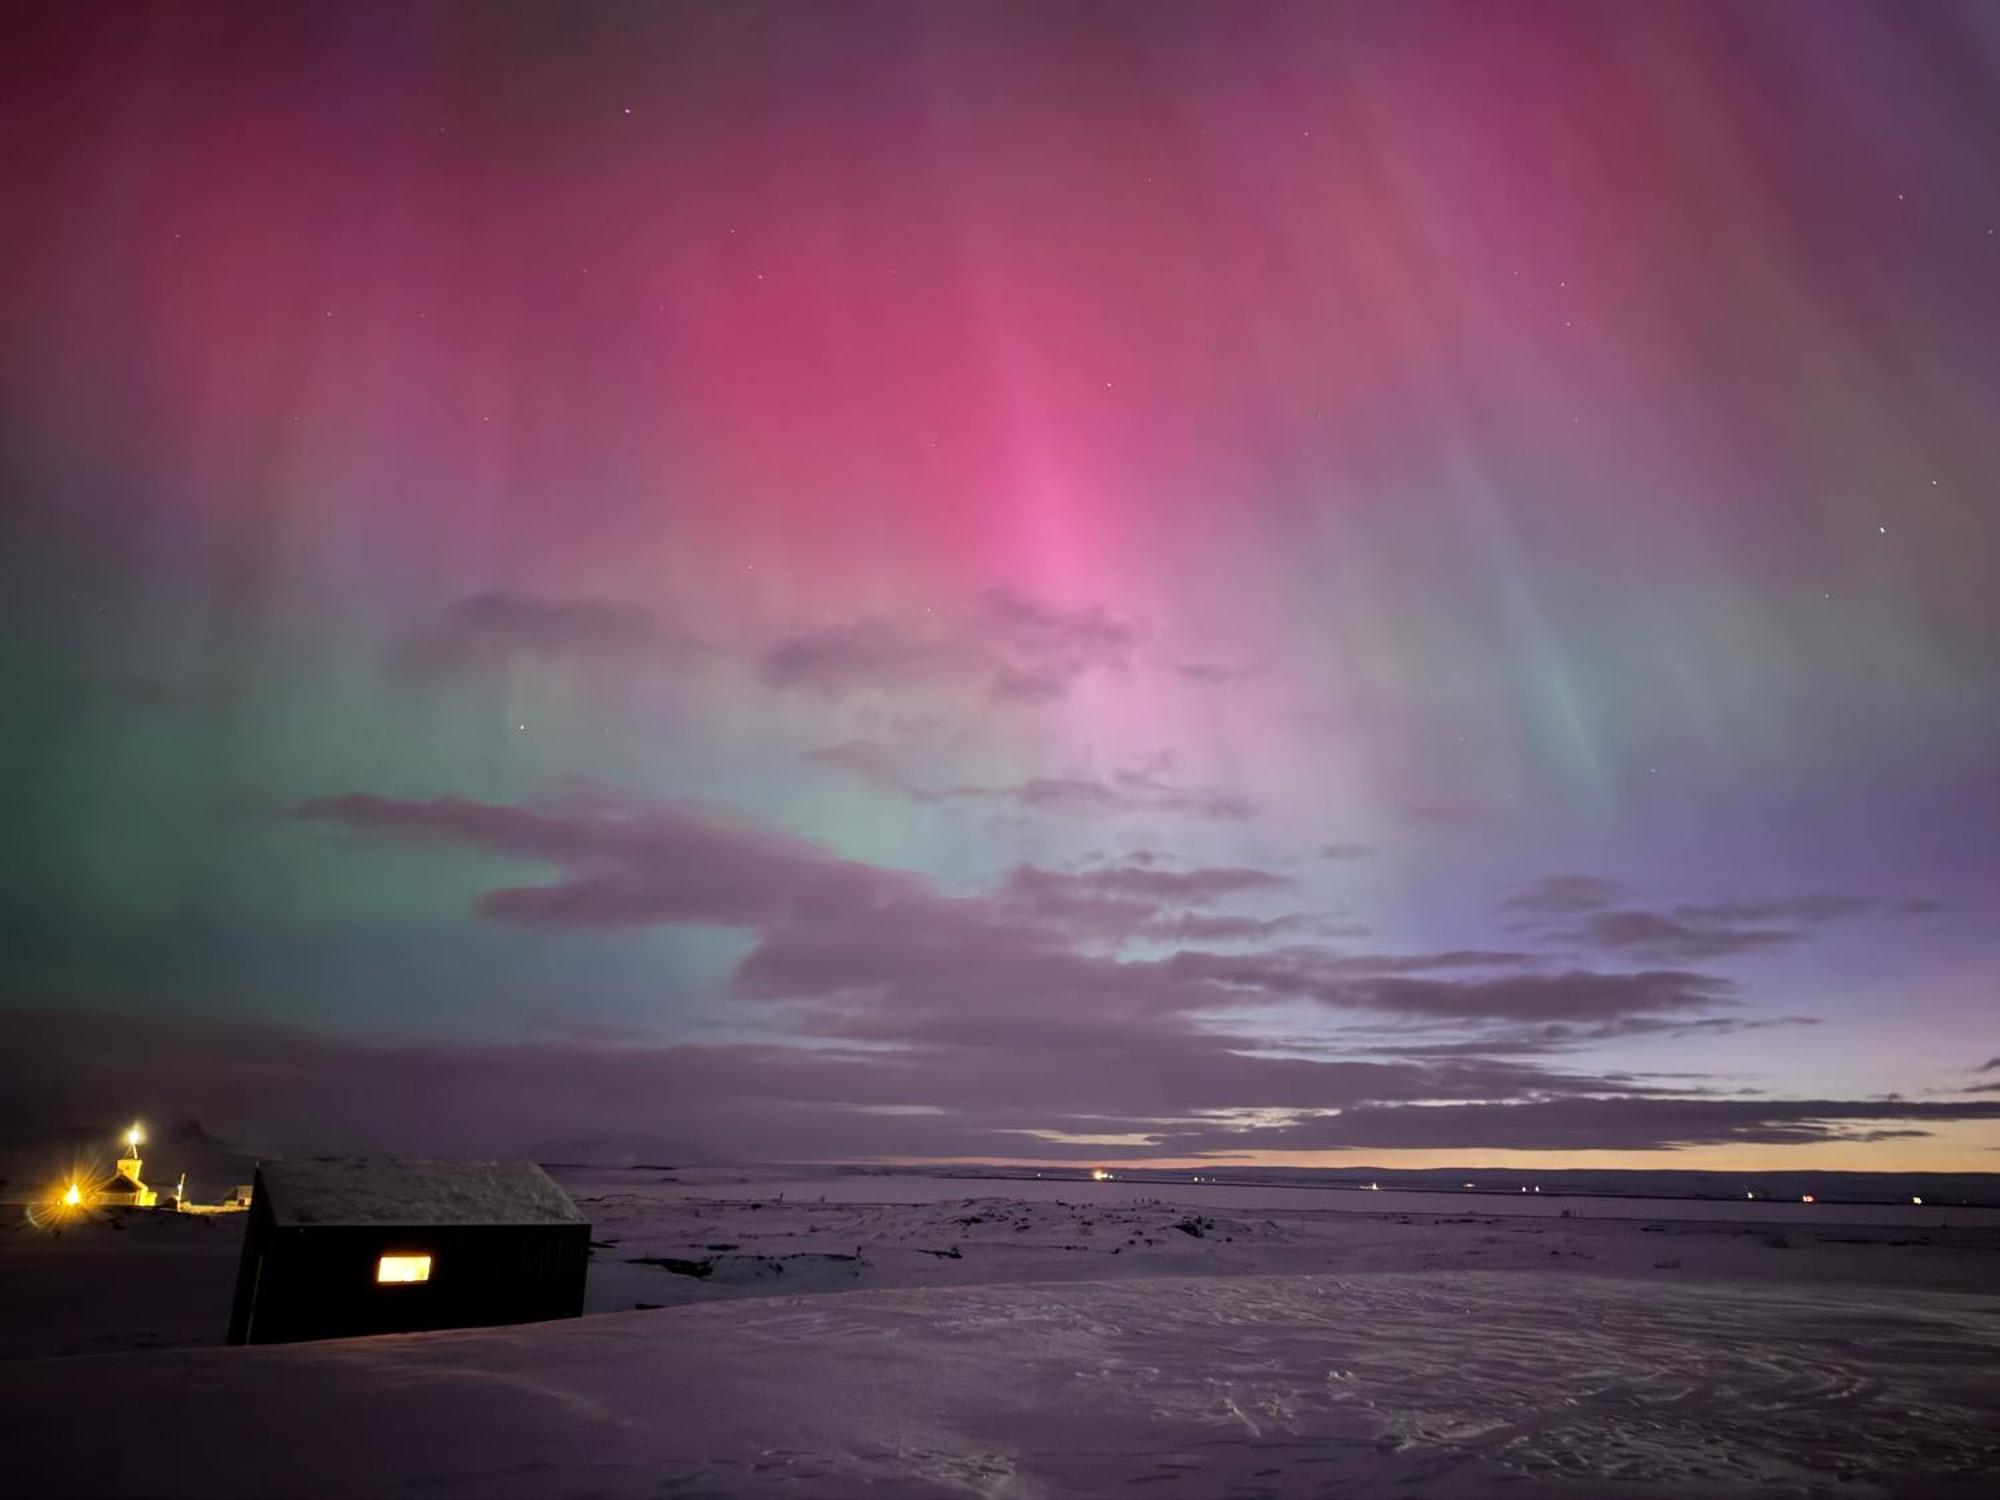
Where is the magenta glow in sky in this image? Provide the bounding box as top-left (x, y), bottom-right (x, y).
top-left (3, 2), bottom-right (1998, 1168)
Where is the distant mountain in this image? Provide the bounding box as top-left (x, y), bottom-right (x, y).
top-left (526, 1134), bottom-right (725, 1169)
top-left (133, 1118), bottom-right (259, 1202)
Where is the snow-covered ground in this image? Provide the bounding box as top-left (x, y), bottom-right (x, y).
top-left (4, 1270), bottom-right (1996, 1498)
top-left (567, 1175), bottom-right (2000, 1319)
top-left (4, 1170), bottom-right (1998, 1496)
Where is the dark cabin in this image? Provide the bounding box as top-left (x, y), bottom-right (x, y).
top-left (227, 1158), bottom-right (590, 1345)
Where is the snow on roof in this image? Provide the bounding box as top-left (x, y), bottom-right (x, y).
top-left (257, 1158), bottom-right (587, 1228)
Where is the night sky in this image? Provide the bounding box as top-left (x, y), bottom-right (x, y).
top-left (5, 1), bottom-right (1999, 1170)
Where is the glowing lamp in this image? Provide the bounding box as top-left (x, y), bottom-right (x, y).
top-left (376, 1254), bottom-right (432, 1284)
top-left (126, 1123), bottom-right (144, 1152)
top-left (63, 1183), bottom-right (81, 1207)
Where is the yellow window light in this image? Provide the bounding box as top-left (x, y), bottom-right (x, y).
top-left (376, 1254), bottom-right (432, 1284)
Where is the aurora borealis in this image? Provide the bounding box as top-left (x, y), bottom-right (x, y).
top-left (3, 1), bottom-right (1998, 1169)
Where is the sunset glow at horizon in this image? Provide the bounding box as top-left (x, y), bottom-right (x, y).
top-left (2, 2), bottom-right (1997, 1173)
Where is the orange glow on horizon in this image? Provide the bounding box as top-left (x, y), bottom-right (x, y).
top-left (855, 1131), bottom-right (2000, 1176)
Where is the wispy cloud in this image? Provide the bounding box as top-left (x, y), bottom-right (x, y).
top-left (1318, 843), bottom-right (1375, 860)
top-left (805, 742), bottom-right (1257, 821)
top-left (1524, 887), bottom-right (1950, 965)
top-left (1503, 874), bottom-right (1624, 915)
top-left (764, 589), bottom-right (1138, 703)
top-left (402, 592), bottom-right (701, 675)
top-left (1173, 659), bottom-right (1257, 686)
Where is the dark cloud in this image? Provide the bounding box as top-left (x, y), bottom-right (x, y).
top-left (1980, 1057), bottom-right (2000, 1073)
top-left (996, 861), bottom-right (1297, 944)
top-left (1051, 775), bottom-right (1233, 820)
top-left (1668, 895), bottom-right (1931, 926)
top-left (1402, 799), bottom-right (1489, 826)
top-left (297, 792), bottom-right (924, 930)
top-left (295, 793), bottom-right (1725, 1037)
top-left (1003, 861), bottom-right (1289, 908)
top-left (1337, 968), bottom-right (1727, 1024)
top-left (1543, 892), bottom-right (1949, 964)
top-left (805, 743), bottom-right (1257, 821)
top-left (1015, 767), bottom-right (1257, 821)
top-left (1318, 843), bottom-right (1375, 860)
top-left (402, 592), bottom-right (697, 675)
top-left (0, 1007), bottom-right (1648, 1164)
top-left (763, 589), bottom-right (1138, 702)
top-left (6, 1009), bottom-right (1989, 1162)
top-left (266, 789), bottom-right (1917, 1158)
top-left (802, 740), bottom-right (938, 798)
top-left (1341, 1013), bottom-right (1820, 1059)
top-left (762, 617), bottom-right (979, 698)
top-left (1173, 659), bottom-right (1256, 685)
top-left (1140, 912), bottom-right (1311, 943)
top-left (1567, 909), bottom-right (1794, 963)
top-left (1504, 874), bottom-right (1624, 915)
top-left (295, 792), bottom-right (1269, 1045)
top-left (1166, 949), bottom-right (1713, 1023)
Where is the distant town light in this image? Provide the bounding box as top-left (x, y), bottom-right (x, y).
top-left (376, 1254), bottom-right (432, 1284)
top-left (1801, 1194), bottom-right (1816, 1204)
top-left (1912, 1196), bottom-right (1923, 1206)
top-left (1090, 1169), bottom-right (1111, 1183)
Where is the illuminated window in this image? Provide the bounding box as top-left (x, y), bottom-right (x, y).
top-left (376, 1254), bottom-right (432, 1284)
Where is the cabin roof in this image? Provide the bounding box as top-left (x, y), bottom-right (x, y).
top-left (256, 1158), bottom-right (586, 1228)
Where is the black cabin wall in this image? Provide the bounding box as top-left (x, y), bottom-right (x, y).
top-left (229, 1218), bottom-right (589, 1345)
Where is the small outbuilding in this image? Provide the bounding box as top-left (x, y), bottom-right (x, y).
top-left (227, 1158), bottom-right (590, 1346)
